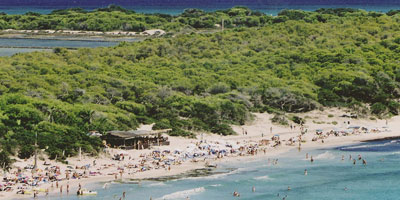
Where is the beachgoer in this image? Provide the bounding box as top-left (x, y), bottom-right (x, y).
top-left (362, 159), bottom-right (367, 165)
top-left (252, 186), bottom-right (256, 192)
top-left (306, 153), bottom-right (309, 159)
top-left (341, 155), bottom-right (344, 161)
top-left (358, 155), bottom-right (362, 160)
top-left (287, 186), bottom-right (291, 191)
top-left (123, 191), bottom-right (126, 198)
top-left (310, 156), bottom-right (314, 163)
top-left (304, 169), bottom-right (308, 176)
top-left (353, 159), bottom-right (356, 165)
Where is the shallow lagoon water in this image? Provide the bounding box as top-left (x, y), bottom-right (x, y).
top-left (35, 138), bottom-right (400, 200)
top-left (0, 38), bottom-right (122, 56)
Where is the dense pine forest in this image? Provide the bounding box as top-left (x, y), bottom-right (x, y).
top-left (1, 6), bottom-right (400, 168)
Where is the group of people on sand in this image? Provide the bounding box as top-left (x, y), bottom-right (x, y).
top-left (3, 119), bottom-right (388, 199)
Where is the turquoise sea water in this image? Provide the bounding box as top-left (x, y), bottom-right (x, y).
top-left (33, 138), bottom-right (400, 200)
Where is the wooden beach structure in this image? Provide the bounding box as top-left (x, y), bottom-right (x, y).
top-left (102, 129), bottom-right (171, 150)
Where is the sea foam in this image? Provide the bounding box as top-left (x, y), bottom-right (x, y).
top-left (314, 151), bottom-right (336, 160)
top-left (147, 182), bottom-right (166, 187)
top-left (156, 187), bottom-right (205, 200)
top-left (254, 175), bottom-right (273, 181)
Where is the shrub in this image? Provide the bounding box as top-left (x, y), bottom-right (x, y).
top-left (211, 123), bottom-right (235, 136)
top-left (291, 115), bottom-right (306, 125)
top-left (207, 83), bottom-right (230, 94)
top-left (18, 145), bottom-right (35, 159)
top-left (271, 114), bottom-right (289, 126)
top-left (371, 102), bottom-right (387, 115)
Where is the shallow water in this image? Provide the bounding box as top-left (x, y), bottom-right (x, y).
top-left (0, 38), bottom-right (121, 56)
top-left (34, 138), bottom-right (400, 200)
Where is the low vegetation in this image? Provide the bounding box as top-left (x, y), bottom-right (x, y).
top-left (1, 7), bottom-right (400, 167)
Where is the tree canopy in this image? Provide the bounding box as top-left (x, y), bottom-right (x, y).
top-left (2, 7), bottom-right (400, 165)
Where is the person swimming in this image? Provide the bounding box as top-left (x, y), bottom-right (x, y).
top-left (362, 159), bottom-right (367, 165)
top-left (252, 186), bottom-right (256, 192)
top-left (304, 169), bottom-right (308, 176)
top-left (287, 186), bottom-right (291, 191)
top-left (233, 191), bottom-right (240, 197)
top-left (353, 159), bottom-right (356, 165)
top-left (310, 156), bottom-right (314, 163)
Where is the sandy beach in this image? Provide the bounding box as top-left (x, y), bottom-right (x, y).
top-left (2, 108), bottom-right (400, 200)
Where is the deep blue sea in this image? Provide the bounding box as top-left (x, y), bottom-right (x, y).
top-left (1, 0), bottom-right (400, 15)
top-left (32, 138), bottom-right (400, 200)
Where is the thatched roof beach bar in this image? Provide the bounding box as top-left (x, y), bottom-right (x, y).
top-left (102, 129), bottom-right (171, 150)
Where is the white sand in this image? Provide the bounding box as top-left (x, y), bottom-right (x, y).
top-left (2, 109), bottom-right (400, 199)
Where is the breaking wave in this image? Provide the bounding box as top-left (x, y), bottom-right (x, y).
top-left (156, 187), bottom-right (205, 200)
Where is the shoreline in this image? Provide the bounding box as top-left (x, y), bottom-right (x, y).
top-left (4, 111), bottom-right (400, 200)
top-left (0, 29), bottom-right (166, 40)
top-left (9, 131), bottom-right (399, 200)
